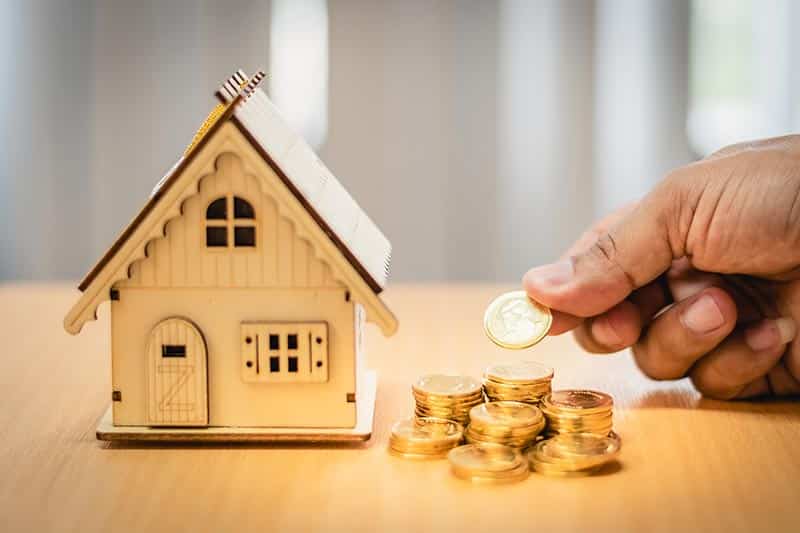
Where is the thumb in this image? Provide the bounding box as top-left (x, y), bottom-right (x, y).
top-left (523, 180), bottom-right (681, 317)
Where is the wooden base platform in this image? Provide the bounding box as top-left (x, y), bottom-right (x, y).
top-left (96, 370), bottom-right (377, 443)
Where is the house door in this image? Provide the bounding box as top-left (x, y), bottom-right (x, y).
top-left (145, 317), bottom-right (209, 426)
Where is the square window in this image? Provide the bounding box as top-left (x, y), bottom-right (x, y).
top-left (288, 356), bottom-right (298, 372)
top-left (269, 356), bottom-right (280, 373)
top-left (161, 345), bottom-right (186, 358)
top-left (234, 226), bottom-right (255, 247)
top-left (206, 226), bottom-right (227, 247)
top-left (287, 334), bottom-right (298, 350)
top-left (269, 334), bottom-right (279, 350)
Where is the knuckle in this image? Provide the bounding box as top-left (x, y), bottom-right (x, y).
top-left (591, 233), bottom-right (618, 265)
top-left (573, 323), bottom-right (611, 354)
top-left (585, 233), bottom-right (637, 292)
top-left (658, 168), bottom-right (698, 255)
top-left (632, 338), bottom-right (683, 381)
top-left (689, 366), bottom-right (736, 400)
top-left (631, 343), bottom-right (667, 381)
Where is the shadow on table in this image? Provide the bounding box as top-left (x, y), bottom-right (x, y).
top-left (630, 388), bottom-right (800, 418)
top-left (100, 438), bottom-right (374, 451)
top-left (90, 381), bottom-right (402, 451)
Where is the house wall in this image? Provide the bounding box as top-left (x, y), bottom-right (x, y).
top-left (111, 149), bottom-right (359, 428)
top-left (111, 287), bottom-right (356, 428)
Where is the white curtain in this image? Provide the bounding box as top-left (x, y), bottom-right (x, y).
top-left (2, 0), bottom-right (792, 283)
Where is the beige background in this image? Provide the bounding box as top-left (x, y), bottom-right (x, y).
top-left (0, 0), bottom-right (692, 283)
top-left (2, 0), bottom-right (800, 283)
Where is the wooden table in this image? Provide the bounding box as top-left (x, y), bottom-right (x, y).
top-left (2, 283), bottom-right (798, 532)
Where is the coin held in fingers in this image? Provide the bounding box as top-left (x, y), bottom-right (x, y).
top-left (484, 290), bottom-right (552, 349)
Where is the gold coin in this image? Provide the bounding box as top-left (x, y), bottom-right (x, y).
top-left (412, 374), bottom-right (483, 398)
top-left (542, 432), bottom-right (621, 463)
top-left (451, 469), bottom-right (530, 484)
top-left (541, 408), bottom-right (613, 420)
top-left (390, 439), bottom-right (460, 451)
top-left (451, 460), bottom-right (531, 483)
top-left (544, 390), bottom-right (613, 413)
top-left (483, 291), bottom-right (552, 349)
top-left (390, 417), bottom-right (463, 445)
top-left (544, 423), bottom-right (610, 435)
top-left (412, 392), bottom-right (484, 406)
top-left (389, 417), bottom-right (464, 459)
top-left (484, 395), bottom-right (549, 404)
top-left (528, 432), bottom-right (620, 473)
top-left (388, 447), bottom-right (449, 460)
top-left (467, 429), bottom-right (542, 444)
top-left (467, 421), bottom-right (544, 438)
top-left (413, 405), bottom-right (475, 415)
top-left (484, 386), bottom-right (550, 398)
top-left (469, 401), bottom-right (543, 429)
top-left (543, 414), bottom-right (613, 426)
top-left (544, 422), bottom-right (613, 437)
top-left (484, 361), bottom-right (554, 384)
top-left (447, 443), bottom-right (525, 473)
top-left (528, 457), bottom-right (599, 477)
top-left (414, 408), bottom-right (468, 417)
top-left (547, 417), bottom-right (613, 430)
top-left (483, 379), bottom-right (551, 392)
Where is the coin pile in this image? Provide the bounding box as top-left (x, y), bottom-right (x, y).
top-left (528, 432), bottom-right (621, 476)
top-left (448, 443), bottom-right (530, 484)
top-left (412, 374), bottom-right (484, 426)
top-left (387, 290), bottom-right (622, 483)
top-left (388, 417), bottom-right (464, 459)
top-left (541, 389), bottom-right (614, 437)
top-left (483, 361), bottom-right (553, 404)
top-left (465, 401), bottom-right (545, 448)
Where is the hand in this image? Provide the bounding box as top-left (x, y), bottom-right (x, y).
top-left (523, 135), bottom-right (800, 399)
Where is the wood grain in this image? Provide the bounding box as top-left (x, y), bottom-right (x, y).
top-left (2, 284), bottom-right (799, 532)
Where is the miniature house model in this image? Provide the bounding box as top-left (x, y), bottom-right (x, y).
top-left (64, 70), bottom-right (397, 441)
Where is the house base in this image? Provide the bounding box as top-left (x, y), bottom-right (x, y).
top-left (96, 370), bottom-right (377, 443)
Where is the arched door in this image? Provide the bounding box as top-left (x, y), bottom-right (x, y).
top-left (146, 317), bottom-right (208, 426)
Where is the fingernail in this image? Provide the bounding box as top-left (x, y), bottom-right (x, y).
top-left (745, 317), bottom-right (797, 352)
top-left (681, 294), bottom-right (725, 334)
top-left (523, 260), bottom-right (574, 290)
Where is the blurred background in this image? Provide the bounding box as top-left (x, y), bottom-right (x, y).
top-left (1, 0), bottom-right (799, 284)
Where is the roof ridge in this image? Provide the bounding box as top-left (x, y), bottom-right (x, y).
top-left (215, 68), bottom-right (266, 104)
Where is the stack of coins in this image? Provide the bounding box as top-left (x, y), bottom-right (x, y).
top-left (541, 389), bottom-right (614, 437)
top-left (482, 361), bottom-right (553, 404)
top-left (528, 432), bottom-right (621, 476)
top-left (465, 401), bottom-right (545, 448)
top-left (448, 443), bottom-right (530, 484)
top-left (388, 417), bottom-right (464, 459)
top-left (412, 374), bottom-right (484, 426)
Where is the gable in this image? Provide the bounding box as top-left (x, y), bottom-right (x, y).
top-left (64, 122), bottom-right (398, 336)
top-left (118, 152), bottom-right (342, 290)
top-left (82, 72), bottom-right (391, 296)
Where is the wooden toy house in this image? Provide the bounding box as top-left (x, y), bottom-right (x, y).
top-left (64, 70), bottom-right (397, 442)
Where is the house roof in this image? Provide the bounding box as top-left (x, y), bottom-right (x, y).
top-left (65, 69), bottom-right (396, 336)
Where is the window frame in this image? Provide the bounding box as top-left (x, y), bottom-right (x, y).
top-left (204, 195), bottom-right (257, 251)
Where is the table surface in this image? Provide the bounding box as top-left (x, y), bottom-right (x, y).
top-left (2, 283), bottom-right (799, 533)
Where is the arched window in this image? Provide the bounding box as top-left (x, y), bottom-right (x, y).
top-left (205, 195), bottom-right (256, 248)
